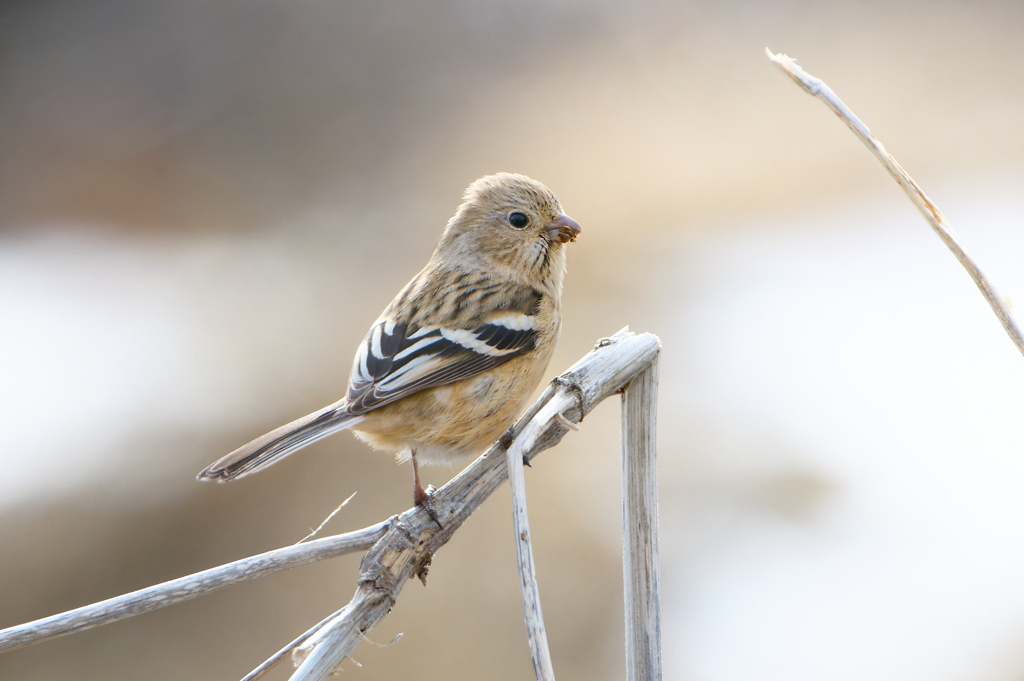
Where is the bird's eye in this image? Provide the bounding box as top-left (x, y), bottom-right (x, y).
top-left (508, 212), bottom-right (529, 229)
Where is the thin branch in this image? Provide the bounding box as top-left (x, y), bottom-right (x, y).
top-left (0, 331), bottom-right (662, 681)
top-left (504, 390), bottom-right (578, 681)
top-left (0, 523), bottom-right (388, 653)
top-left (297, 492), bottom-right (357, 544)
top-left (241, 606), bottom-right (349, 681)
top-left (766, 48), bottom-right (1024, 359)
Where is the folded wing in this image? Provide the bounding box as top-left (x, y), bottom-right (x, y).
top-left (345, 294), bottom-right (542, 414)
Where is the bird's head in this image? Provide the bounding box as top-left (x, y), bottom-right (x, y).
top-left (439, 173), bottom-right (581, 290)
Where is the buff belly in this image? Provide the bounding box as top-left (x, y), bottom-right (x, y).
top-left (351, 350), bottom-right (552, 465)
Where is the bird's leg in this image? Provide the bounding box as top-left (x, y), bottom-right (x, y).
top-left (411, 449), bottom-right (443, 529)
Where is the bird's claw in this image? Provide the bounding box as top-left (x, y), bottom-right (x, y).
top-left (416, 484), bottom-right (443, 530)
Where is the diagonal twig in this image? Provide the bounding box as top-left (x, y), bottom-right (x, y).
top-left (240, 606), bottom-right (349, 681)
top-left (0, 523), bottom-right (388, 653)
top-left (767, 48), bottom-right (1024, 359)
top-left (297, 492), bottom-right (357, 544)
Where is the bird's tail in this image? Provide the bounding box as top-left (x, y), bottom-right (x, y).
top-left (197, 402), bottom-right (364, 482)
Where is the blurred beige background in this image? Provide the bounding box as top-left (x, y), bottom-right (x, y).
top-left (3, 0), bottom-right (1024, 679)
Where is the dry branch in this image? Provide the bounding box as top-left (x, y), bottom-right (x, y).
top-left (504, 386), bottom-right (579, 681)
top-left (0, 330), bottom-right (661, 681)
top-left (767, 48), bottom-right (1024, 359)
top-left (0, 523), bottom-right (388, 653)
top-left (621, 356), bottom-right (662, 681)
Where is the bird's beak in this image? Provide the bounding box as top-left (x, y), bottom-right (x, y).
top-left (545, 214), bottom-right (582, 244)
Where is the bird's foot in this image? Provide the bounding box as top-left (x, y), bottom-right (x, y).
top-left (415, 483), bottom-right (443, 530)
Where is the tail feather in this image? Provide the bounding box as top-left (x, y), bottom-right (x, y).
top-left (198, 403), bottom-right (363, 482)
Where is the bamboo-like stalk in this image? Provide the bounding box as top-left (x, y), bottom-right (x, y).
top-left (621, 355), bottom-right (662, 681)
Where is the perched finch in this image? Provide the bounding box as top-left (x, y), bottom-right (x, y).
top-left (198, 173), bottom-right (581, 522)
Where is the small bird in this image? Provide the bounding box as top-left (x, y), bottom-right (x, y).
top-left (198, 173), bottom-right (581, 523)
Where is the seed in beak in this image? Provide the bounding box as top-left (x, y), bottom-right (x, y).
top-left (545, 214), bottom-right (582, 243)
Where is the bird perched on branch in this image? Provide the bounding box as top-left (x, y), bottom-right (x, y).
top-left (198, 173), bottom-right (581, 524)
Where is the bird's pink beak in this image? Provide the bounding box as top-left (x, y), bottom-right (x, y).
top-left (545, 214), bottom-right (582, 244)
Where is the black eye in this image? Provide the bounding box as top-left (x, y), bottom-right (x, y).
top-left (508, 212), bottom-right (529, 228)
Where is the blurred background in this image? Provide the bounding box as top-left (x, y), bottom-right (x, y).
top-left (3, 0), bottom-right (1024, 679)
